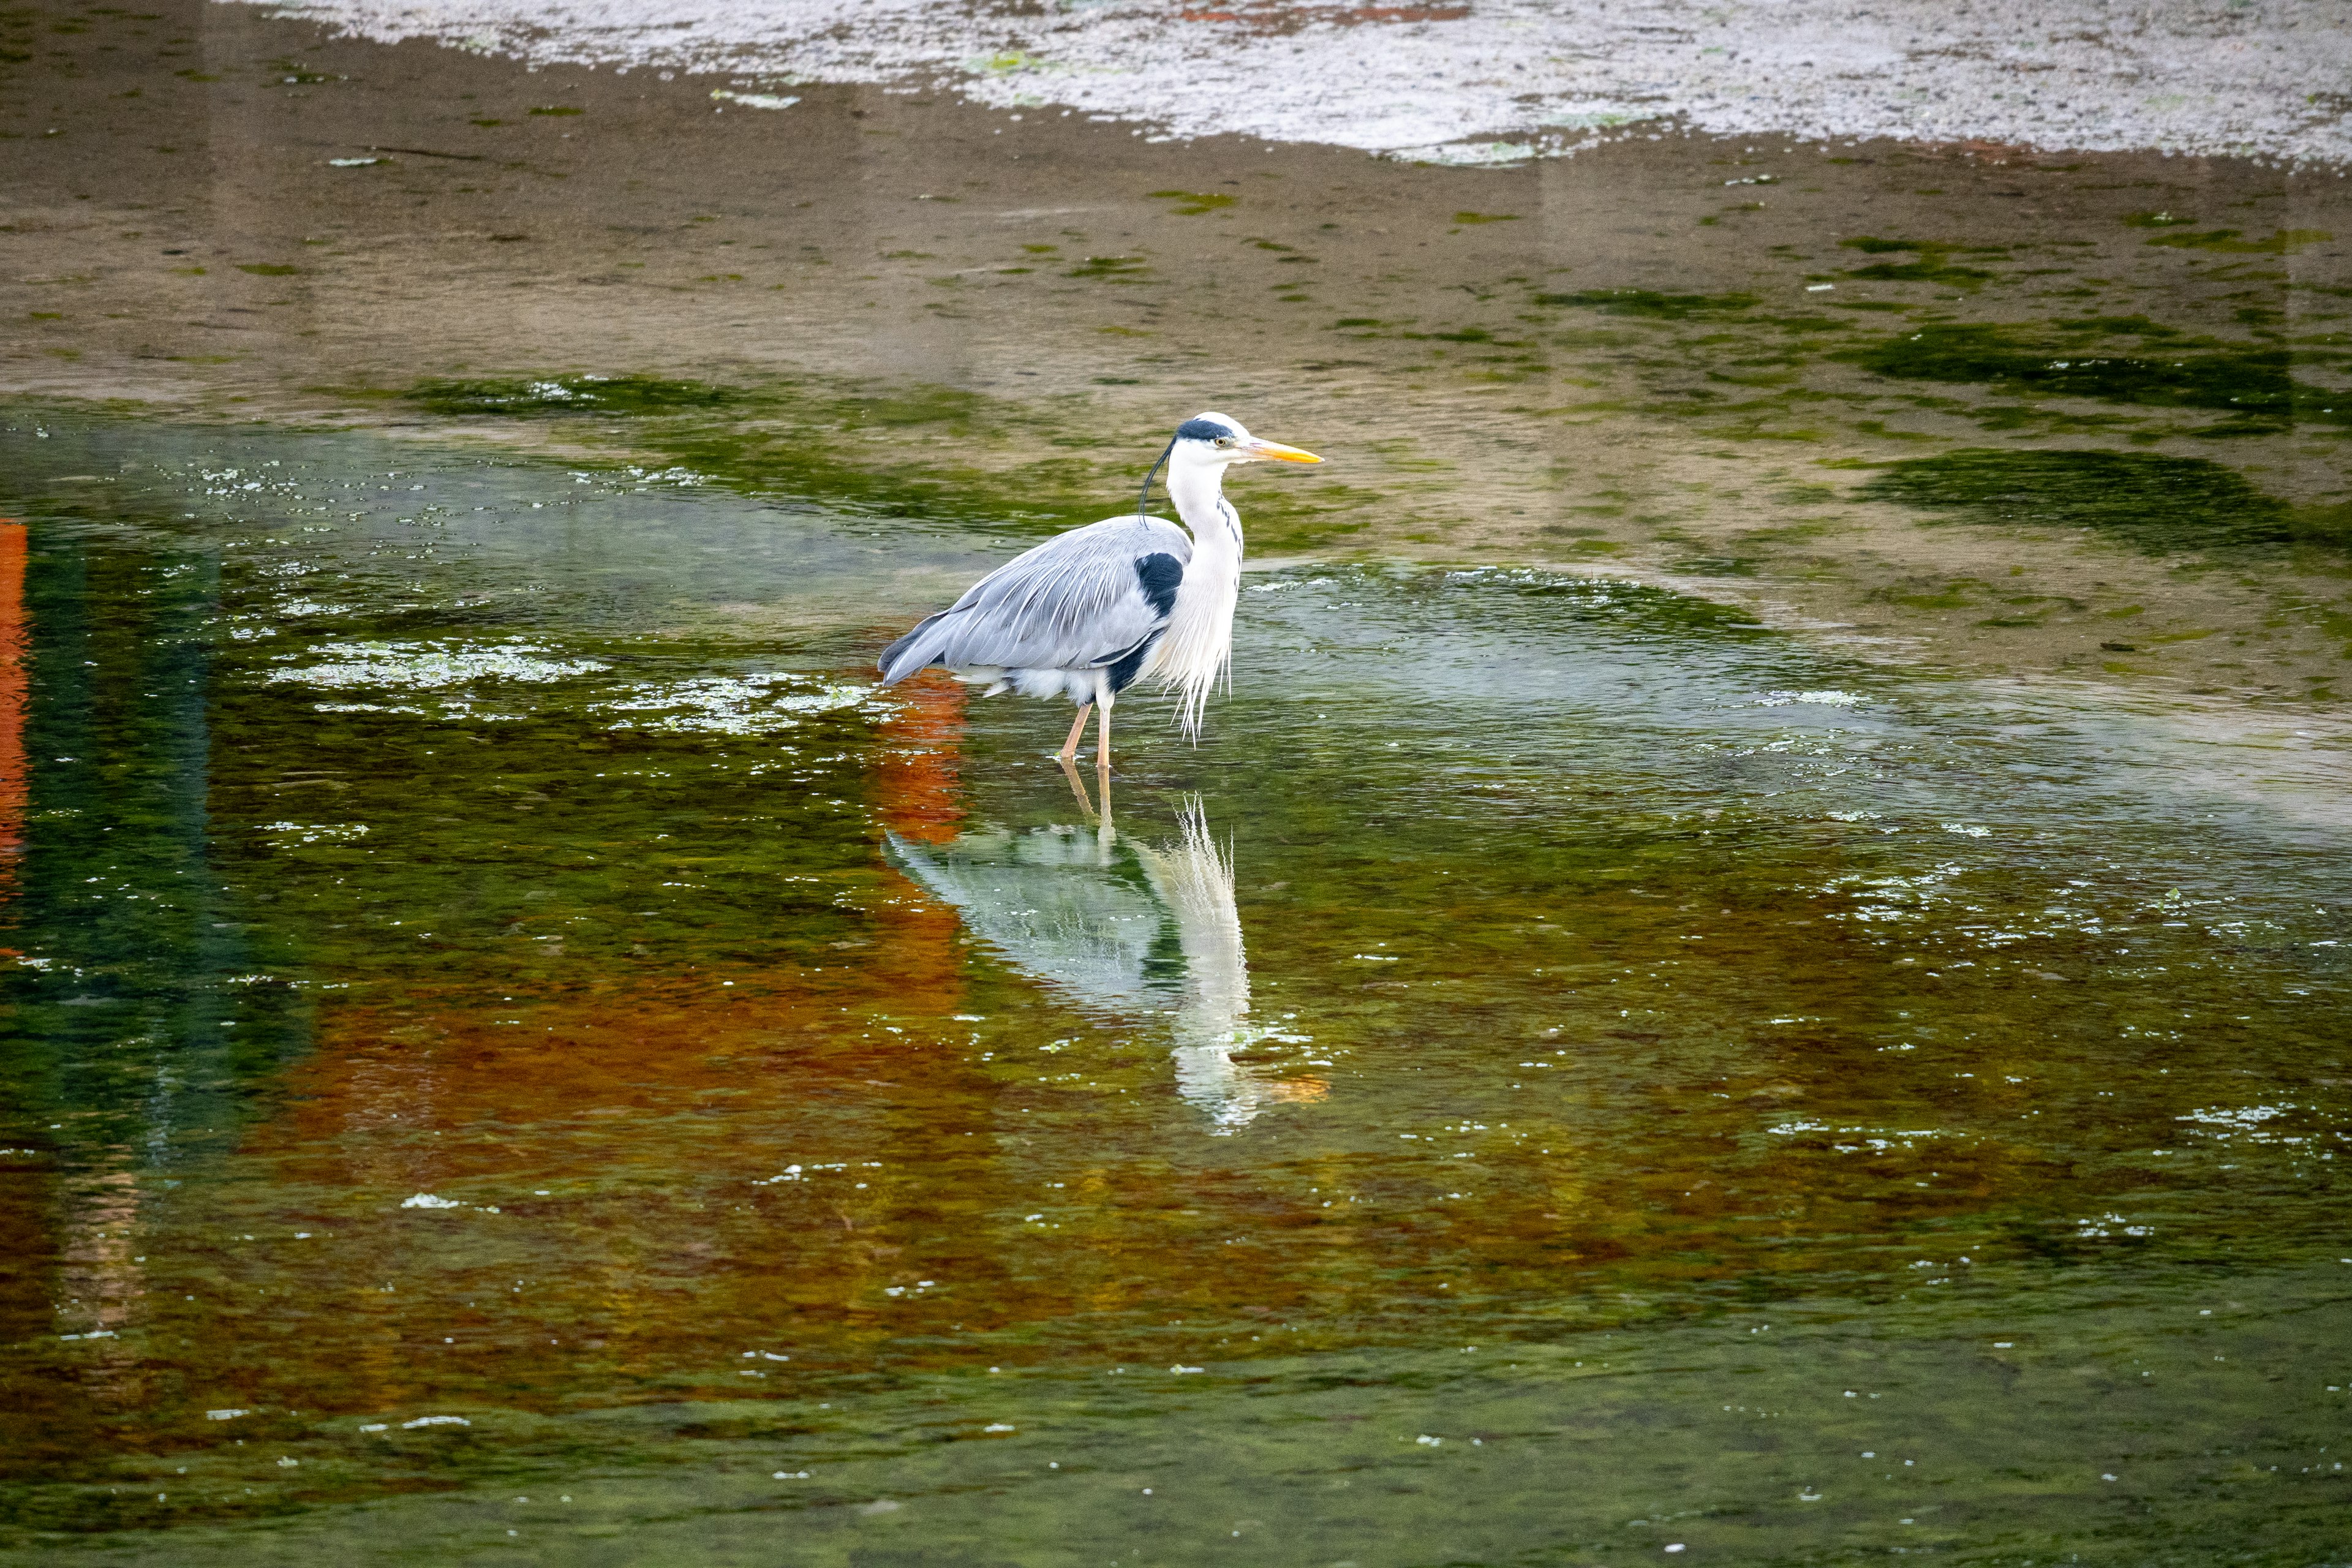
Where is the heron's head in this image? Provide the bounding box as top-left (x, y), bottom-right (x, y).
top-left (1169, 412), bottom-right (1322, 471)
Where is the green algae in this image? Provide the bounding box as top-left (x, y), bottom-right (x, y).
top-left (1507, 574), bottom-right (1769, 633)
top-left (386, 371), bottom-right (1362, 553)
top-left (1147, 190), bottom-right (1233, 216)
top-left (2143, 227), bottom-right (2332, 254)
top-left (1856, 448), bottom-right (2318, 551)
top-left (407, 375), bottom-right (741, 417)
top-left (1065, 255), bottom-right (1148, 281)
top-left (403, 374), bottom-right (1050, 527)
top-left (1837, 321), bottom-right (2346, 429)
top-left (1840, 258), bottom-right (1990, 288)
top-left (1836, 236), bottom-right (1996, 290)
top-left (1534, 288), bottom-right (1757, 319)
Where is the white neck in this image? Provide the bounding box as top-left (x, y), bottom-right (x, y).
top-left (1149, 462), bottom-right (1243, 737)
top-left (1166, 463), bottom-right (1238, 554)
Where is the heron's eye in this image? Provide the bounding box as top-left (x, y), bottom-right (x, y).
top-left (1214, 437), bottom-right (1234, 448)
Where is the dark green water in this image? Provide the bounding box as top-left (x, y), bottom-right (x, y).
top-left (0, 410), bottom-right (2346, 1565)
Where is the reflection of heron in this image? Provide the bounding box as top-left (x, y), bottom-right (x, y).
top-left (886, 801), bottom-right (1297, 1131)
top-left (875, 414), bottom-right (1322, 781)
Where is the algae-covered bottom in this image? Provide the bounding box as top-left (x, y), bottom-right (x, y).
top-left (1, 412), bottom-right (2347, 1566)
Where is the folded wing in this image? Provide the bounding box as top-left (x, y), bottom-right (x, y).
top-left (877, 514), bottom-right (1193, 684)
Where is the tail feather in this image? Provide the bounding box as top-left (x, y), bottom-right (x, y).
top-left (876, 612), bottom-right (951, 686)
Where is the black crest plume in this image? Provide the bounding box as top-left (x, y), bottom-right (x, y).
top-left (1136, 433), bottom-right (1180, 519)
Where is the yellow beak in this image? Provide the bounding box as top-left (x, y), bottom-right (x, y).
top-left (1243, 439), bottom-right (1323, 464)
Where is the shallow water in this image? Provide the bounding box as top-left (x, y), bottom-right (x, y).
top-left (1, 409), bottom-right (2348, 1564)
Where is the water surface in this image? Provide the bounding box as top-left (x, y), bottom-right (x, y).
top-left (1, 411), bottom-right (2347, 1564)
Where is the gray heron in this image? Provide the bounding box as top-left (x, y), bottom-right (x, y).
top-left (875, 413), bottom-right (1322, 773)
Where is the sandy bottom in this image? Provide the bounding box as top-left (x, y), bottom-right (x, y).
top-left (3, 1), bottom-right (2349, 711)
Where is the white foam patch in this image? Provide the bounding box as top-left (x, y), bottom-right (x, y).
top-left (268, 639), bottom-right (607, 690)
top-left (1755, 690), bottom-right (1868, 708)
top-left (260, 820), bottom-right (371, 845)
top-left (594, 674), bottom-right (876, 734)
top-left (234, 0), bottom-right (2351, 165)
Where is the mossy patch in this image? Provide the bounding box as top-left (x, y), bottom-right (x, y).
top-left (1836, 237), bottom-right (1996, 290)
top-left (1066, 255), bottom-right (1149, 281)
top-left (407, 375), bottom-right (742, 417)
top-left (1836, 321), bottom-right (2345, 429)
top-left (388, 371), bottom-right (1361, 551)
top-left (1511, 577), bottom-right (1768, 636)
top-left (1857, 448), bottom-right (2311, 551)
top-left (2143, 228), bottom-right (2332, 255)
top-left (1148, 191), bottom-right (1233, 216)
top-left (1536, 289), bottom-right (1757, 319)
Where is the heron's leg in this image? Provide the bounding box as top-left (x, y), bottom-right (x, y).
top-left (1091, 671), bottom-right (1115, 780)
top-left (1056, 701), bottom-right (1091, 763)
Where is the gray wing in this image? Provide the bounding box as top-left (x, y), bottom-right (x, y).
top-left (876, 514), bottom-right (1191, 684)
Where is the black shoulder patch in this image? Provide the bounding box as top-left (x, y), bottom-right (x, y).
top-left (1134, 552), bottom-right (1183, 617)
top-left (1104, 632), bottom-right (1159, 695)
top-left (1175, 417), bottom-right (1235, 443)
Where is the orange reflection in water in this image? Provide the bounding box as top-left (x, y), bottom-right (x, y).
top-left (184, 673), bottom-right (1375, 1422)
top-left (0, 521), bottom-right (26, 905)
top-left (872, 669), bottom-right (967, 846)
top-left (188, 676), bottom-right (1095, 1419)
top-left (8, 655), bottom-right (2019, 1446)
top-left (0, 517), bottom-right (53, 1476)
